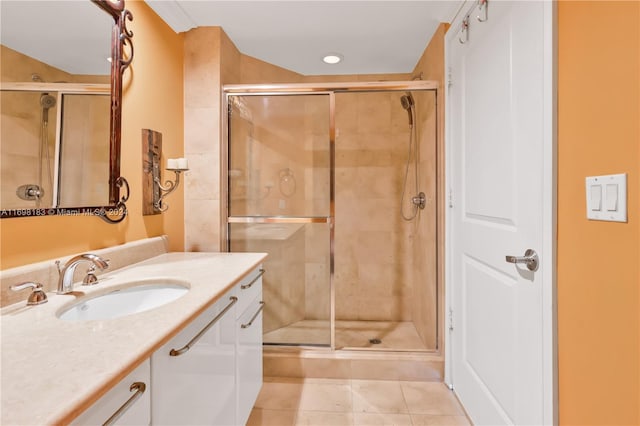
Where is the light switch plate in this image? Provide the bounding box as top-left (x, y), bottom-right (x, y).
top-left (585, 173), bottom-right (627, 222)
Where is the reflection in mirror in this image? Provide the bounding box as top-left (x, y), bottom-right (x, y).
top-left (0, 90), bottom-right (57, 209)
top-left (0, 0), bottom-right (129, 218)
top-left (58, 94), bottom-right (111, 206)
top-left (1, 90), bottom-right (110, 210)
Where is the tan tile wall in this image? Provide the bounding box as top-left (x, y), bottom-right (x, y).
top-left (183, 28), bottom-right (224, 252)
top-left (409, 23), bottom-right (448, 350)
top-left (228, 95), bottom-right (327, 218)
top-left (230, 224), bottom-right (306, 333)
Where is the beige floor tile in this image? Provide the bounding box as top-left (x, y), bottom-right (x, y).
top-left (299, 383), bottom-right (353, 412)
top-left (400, 382), bottom-right (465, 416)
top-left (353, 412), bottom-right (413, 425)
top-left (351, 380), bottom-right (409, 414)
top-left (254, 382), bottom-right (304, 410)
top-left (246, 408), bottom-right (297, 426)
top-left (295, 410), bottom-right (355, 426)
top-left (301, 377), bottom-right (353, 385)
top-left (350, 359), bottom-right (442, 382)
top-left (264, 376), bottom-right (307, 384)
top-left (265, 376), bottom-right (351, 385)
top-left (410, 414), bottom-right (471, 426)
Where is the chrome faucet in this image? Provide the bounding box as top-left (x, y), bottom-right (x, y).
top-left (57, 254), bottom-right (109, 294)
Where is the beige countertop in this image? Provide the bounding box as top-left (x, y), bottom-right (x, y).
top-left (1, 251), bottom-right (267, 425)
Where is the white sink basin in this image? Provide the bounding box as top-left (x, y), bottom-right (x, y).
top-left (57, 280), bottom-right (189, 321)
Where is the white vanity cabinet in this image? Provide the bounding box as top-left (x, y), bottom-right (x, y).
top-left (151, 290), bottom-right (238, 425)
top-left (150, 265), bottom-right (264, 426)
top-left (235, 269), bottom-right (265, 426)
top-left (71, 360), bottom-right (150, 426)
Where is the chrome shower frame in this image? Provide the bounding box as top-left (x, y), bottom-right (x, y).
top-left (223, 80), bottom-right (439, 351)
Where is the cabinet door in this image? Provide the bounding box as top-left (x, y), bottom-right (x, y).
top-left (71, 360), bottom-right (150, 426)
top-left (237, 292), bottom-right (264, 426)
top-left (151, 292), bottom-right (237, 425)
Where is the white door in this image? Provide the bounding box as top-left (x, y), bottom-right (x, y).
top-left (446, 1), bottom-right (556, 425)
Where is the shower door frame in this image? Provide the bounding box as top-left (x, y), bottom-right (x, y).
top-left (223, 80), bottom-right (439, 351)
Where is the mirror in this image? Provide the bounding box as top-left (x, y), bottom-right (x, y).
top-left (0, 0), bottom-right (132, 222)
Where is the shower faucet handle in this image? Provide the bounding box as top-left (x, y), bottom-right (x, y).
top-left (411, 192), bottom-right (427, 210)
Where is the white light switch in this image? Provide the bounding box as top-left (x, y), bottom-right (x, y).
top-left (605, 184), bottom-right (618, 211)
top-left (586, 174), bottom-right (627, 222)
top-left (589, 185), bottom-right (602, 211)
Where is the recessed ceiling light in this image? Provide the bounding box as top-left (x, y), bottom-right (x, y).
top-left (322, 53), bottom-right (343, 65)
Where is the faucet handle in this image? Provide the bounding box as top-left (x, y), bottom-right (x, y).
top-left (82, 266), bottom-right (99, 286)
top-left (11, 282), bottom-right (48, 306)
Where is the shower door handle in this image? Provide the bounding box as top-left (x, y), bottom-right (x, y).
top-left (505, 249), bottom-right (539, 272)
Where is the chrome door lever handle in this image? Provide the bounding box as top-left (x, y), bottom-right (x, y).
top-left (505, 249), bottom-right (539, 272)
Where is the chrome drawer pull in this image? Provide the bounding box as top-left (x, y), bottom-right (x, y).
top-left (241, 269), bottom-right (265, 290)
top-left (169, 296), bottom-right (238, 356)
top-left (241, 301), bottom-right (265, 329)
top-left (102, 382), bottom-right (146, 426)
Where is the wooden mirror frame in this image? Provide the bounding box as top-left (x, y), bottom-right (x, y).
top-left (91, 0), bottom-right (133, 223)
top-left (0, 0), bottom-right (133, 223)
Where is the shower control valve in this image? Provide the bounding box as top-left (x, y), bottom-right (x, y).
top-left (412, 192), bottom-right (427, 210)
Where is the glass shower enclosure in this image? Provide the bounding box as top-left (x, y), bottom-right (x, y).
top-left (227, 92), bottom-right (334, 347)
top-left (225, 82), bottom-right (438, 352)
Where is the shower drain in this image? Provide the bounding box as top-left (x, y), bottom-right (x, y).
top-left (369, 338), bottom-right (382, 344)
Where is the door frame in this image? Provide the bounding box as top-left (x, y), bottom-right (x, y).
top-left (443, 1), bottom-right (558, 424)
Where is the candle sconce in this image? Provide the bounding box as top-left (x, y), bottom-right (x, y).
top-left (154, 159), bottom-right (189, 212)
top-left (142, 129), bottom-right (188, 215)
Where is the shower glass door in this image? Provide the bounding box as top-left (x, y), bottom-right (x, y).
top-left (226, 93), bottom-right (333, 347)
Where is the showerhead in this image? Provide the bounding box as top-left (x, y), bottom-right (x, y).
top-left (400, 94), bottom-right (414, 110)
top-left (40, 94), bottom-right (56, 125)
top-left (40, 94), bottom-right (56, 109)
top-left (400, 93), bottom-right (414, 126)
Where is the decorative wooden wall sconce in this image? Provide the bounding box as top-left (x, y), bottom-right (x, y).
top-left (142, 129), bottom-right (188, 215)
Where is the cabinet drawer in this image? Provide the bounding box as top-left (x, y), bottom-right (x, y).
top-left (151, 292), bottom-right (237, 425)
top-left (72, 360), bottom-right (150, 426)
top-left (235, 265), bottom-right (264, 318)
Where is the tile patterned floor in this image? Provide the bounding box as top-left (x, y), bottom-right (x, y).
top-left (248, 377), bottom-right (471, 426)
top-left (263, 320), bottom-right (429, 350)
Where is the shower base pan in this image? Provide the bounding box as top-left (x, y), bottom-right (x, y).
top-left (263, 320), bottom-right (443, 382)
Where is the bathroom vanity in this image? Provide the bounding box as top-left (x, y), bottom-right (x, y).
top-left (1, 251), bottom-right (266, 425)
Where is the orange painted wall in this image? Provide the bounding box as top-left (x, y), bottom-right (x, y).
top-left (0, 1), bottom-right (184, 269)
top-left (558, 1), bottom-right (640, 424)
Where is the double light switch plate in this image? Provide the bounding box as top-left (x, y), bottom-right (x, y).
top-left (585, 173), bottom-right (627, 222)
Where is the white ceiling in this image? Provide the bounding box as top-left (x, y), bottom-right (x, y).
top-left (145, 1), bottom-right (463, 76)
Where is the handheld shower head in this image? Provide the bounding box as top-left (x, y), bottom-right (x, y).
top-left (40, 94), bottom-right (56, 109)
top-left (40, 94), bottom-right (56, 125)
top-left (400, 93), bottom-right (414, 126)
